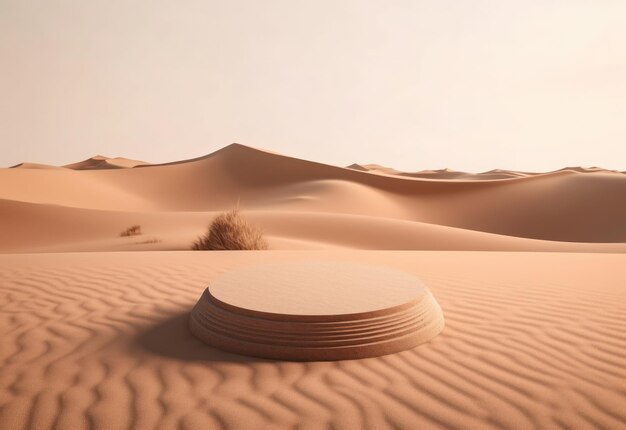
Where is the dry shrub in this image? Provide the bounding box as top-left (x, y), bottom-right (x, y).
top-left (120, 225), bottom-right (142, 237)
top-left (192, 209), bottom-right (268, 250)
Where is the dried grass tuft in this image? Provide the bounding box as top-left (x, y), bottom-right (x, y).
top-left (191, 210), bottom-right (268, 251)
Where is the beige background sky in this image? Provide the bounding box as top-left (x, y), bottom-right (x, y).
top-left (1, 0), bottom-right (625, 171)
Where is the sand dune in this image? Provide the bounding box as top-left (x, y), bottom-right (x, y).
top-left (63, 155), bottom-right (149, 170)
top-left (10, 156), bottom-right (149, 170)
top-left (2, 199), bottom-right (626, 254)
top-left (348, 163), bottom-right (626, 180)
top-left (346, 164), bottom-right (534, 180)
top-left (1, 143), bottom-right (625, 252)
top-left (1, 251), bottom-right (624, 429)
top-left (9, 162), bottom-right (65, 170)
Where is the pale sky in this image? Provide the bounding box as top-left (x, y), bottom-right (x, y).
top-left (1, 0), bottom-right (625, 171)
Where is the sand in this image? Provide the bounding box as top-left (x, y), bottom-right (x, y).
top-left (1, 251), bottom-right (624, 429)
top-left (1, 143), bottom-right (625, 253)
top-left (1, 144), bottom-right (625, 428)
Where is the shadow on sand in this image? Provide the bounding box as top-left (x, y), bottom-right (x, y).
top-left (134, 311), bottom-right (267, 363)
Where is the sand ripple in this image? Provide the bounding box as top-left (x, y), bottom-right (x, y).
top-left (1, 251), bottom-right (624, 429)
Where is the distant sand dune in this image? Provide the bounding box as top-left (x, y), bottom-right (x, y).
top-left (1, 251), bottom-right (624, 429)
top-left (347, 163), bottom-right (624, 180)
top-left (63, 155), bottom-right (150, 170)
top-left (1, 143), bottom-right (625, 252)
top-left (9, 162), bottom-right (64, 170)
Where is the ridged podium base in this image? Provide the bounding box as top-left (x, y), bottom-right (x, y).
top-left (189, 262), bottom-right (444, 361)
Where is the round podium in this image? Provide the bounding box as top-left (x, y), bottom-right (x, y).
top-left (189, 262), bottom-right (444, 361)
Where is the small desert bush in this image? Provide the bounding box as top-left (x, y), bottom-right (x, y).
top-left (192, 209), bottom-right (268, 251)
top-left (120, 225), bottom-right (142, 237)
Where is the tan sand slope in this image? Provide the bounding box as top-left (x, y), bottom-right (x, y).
top-left (1, 251), bottom-right (624, 429)
top-left (2, 198), bottom-right (626, 253)
top-left (1, 143), bottom-right (625, 252)
top-left (189, 262), bottom-right (444, 360)
top-left (9, 162), bottom-right (65, 170)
